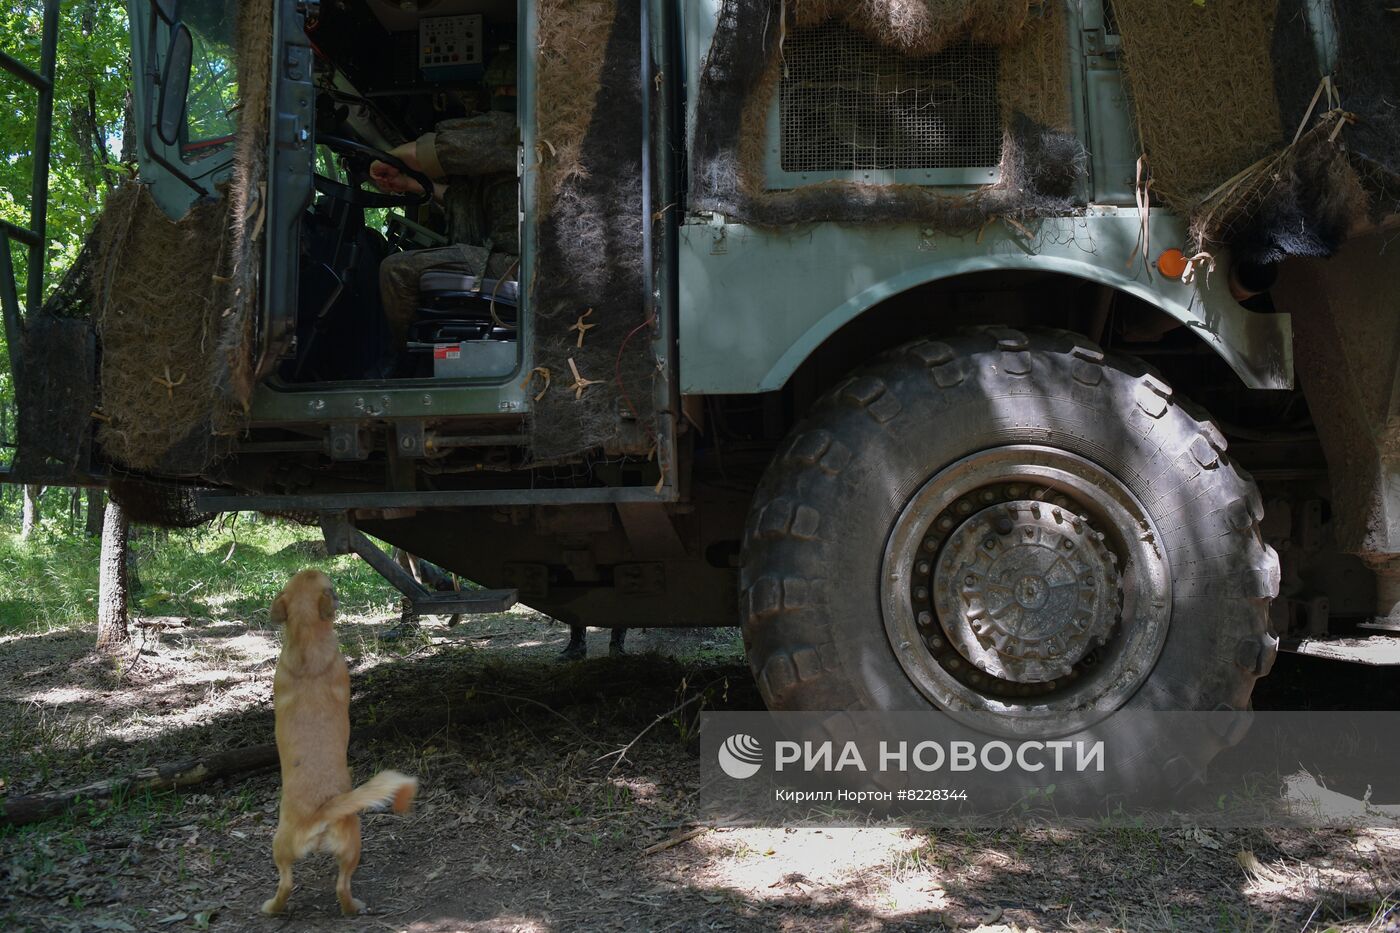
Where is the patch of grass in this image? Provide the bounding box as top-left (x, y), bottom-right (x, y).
top-left (0, 528), bottom-right (103, 634)
top-left (0, 516), bottom-right (397, 636)
top-left (2, 701), bottom-right (108, 787)
top-left (133, 518), bottom-right (392, 623)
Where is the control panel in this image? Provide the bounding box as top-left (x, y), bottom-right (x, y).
top-left (419, 14), bottom-right (485, 82)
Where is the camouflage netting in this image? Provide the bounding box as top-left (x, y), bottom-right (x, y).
top-left (85, 0), bottom-right (273, 475)
top-left (1113, 0), bottom-right (1400, 264)
top-left (12, 243), bottom-right (100, 481)
top-left (690, 0), bottom-right (1081, 232)
top-left (788, 0), bottom-right (1032, 54)
top-left (108, 477), bottom-right (216, 529)
top-left (92, 183), bottom-right (236, 474)
top-left (532, 0), bottom-right (656, 460)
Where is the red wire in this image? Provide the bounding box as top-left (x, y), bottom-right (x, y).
top-left (613, 311), bottom-right (658, 423)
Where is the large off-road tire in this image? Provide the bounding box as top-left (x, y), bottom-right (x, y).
top-left (740, 328), bottom-right (1280, 795)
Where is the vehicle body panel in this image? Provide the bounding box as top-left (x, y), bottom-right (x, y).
top-left (677, 211), bottom-right (1294, 395)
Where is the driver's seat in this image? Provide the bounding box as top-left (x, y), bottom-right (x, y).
top-left (379, 248), bottom-right (520, 379)
top-left (406, 270), bottom-right (518, 345)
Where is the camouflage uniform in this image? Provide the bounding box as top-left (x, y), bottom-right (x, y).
top-left (411, 111), bottom-right (517, 178)
top-left (379, 110), bottom-right (519, 342)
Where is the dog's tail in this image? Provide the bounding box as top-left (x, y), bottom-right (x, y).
top-left (312, 770), bottom-right (418, 828)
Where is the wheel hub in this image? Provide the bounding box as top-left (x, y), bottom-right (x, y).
top-left (881, 446), bottom-right (1172, 730)
top-left (931, 501), bottom-right (1120, 683)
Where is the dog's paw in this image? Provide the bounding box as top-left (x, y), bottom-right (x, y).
top-left (339, 897), bottom-right (366, 917)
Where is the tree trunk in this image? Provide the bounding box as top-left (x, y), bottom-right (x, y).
top-left (96, 499), bottom-right (131, 650)
top-left (119, 87), bottom-right (136, 164)
top-left (20, 485), bottom-right (41, 538)
top-left (85, 489), bottom-right (105, 537)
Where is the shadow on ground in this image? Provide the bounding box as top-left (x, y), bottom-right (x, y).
top-left (2, 612), bottom-right (1398, 931)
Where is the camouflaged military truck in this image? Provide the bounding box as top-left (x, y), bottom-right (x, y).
top-left (4, 0), bottom-right (1399, 765)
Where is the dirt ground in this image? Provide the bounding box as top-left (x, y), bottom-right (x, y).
top-left (2, 608), bottom-right (1399, 933)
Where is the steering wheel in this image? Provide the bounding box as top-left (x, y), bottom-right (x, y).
top-left (314, 133), bottom-right (435, 209)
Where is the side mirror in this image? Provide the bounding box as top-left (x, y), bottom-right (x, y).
top-left (156, 23), bottom-right (193, 146)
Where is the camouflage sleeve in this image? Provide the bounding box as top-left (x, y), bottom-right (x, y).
top-left (418, 111), bottom-right (518, 179)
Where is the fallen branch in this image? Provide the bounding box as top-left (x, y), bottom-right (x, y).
top-left (0, 743), bottom-right (279, 828)
top-left (596, 691), bottom-right (706, 777)
top-left (642, 826), bottom-right (710, 855)
top-left (1, 695), bottom-right (577, 827)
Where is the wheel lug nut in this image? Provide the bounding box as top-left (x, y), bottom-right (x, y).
top-left (1007, 484), bottom-right (1022, 496)
top-left (980, 490), bottom-right (995, 503)
top-left (938, 517), bottom-right (954, 530)
top-left (964, 575), bottom-right (976, 586)
top-left (923, 537), bottom-right (937, 551)
top-left (915, 587), bottom-right (928, 599)
top-left (956, 501), bottom-right (972, 515)
top-left (917, 561), bottom-right (930, 574)
top-left (917, 611), bottom-right (933, 626)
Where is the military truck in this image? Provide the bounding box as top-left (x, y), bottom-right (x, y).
top-left (3, 1), bottom-right (1398, 762)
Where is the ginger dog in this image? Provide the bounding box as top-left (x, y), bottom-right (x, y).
top-left (261, 570), bottom-right (417, 917)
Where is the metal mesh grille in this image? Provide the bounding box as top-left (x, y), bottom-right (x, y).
top-left (779, 24), bottom-right (1001, 174)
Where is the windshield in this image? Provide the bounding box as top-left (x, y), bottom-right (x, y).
top-left (177, 1), bottom-right (238, 160)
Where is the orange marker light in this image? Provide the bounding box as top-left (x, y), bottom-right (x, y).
top-left (1157, 248), bottom-right (1188, 279)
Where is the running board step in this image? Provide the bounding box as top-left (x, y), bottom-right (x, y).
top-left (320, 513), bottom-right (517, 616)
top-left (1282, 636), bottom-right (1400, 666)
top-left (408, 590), bottom-right (517, 614)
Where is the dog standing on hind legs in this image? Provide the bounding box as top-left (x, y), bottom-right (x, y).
top-left (261, 570), bottom-right (418, 917)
